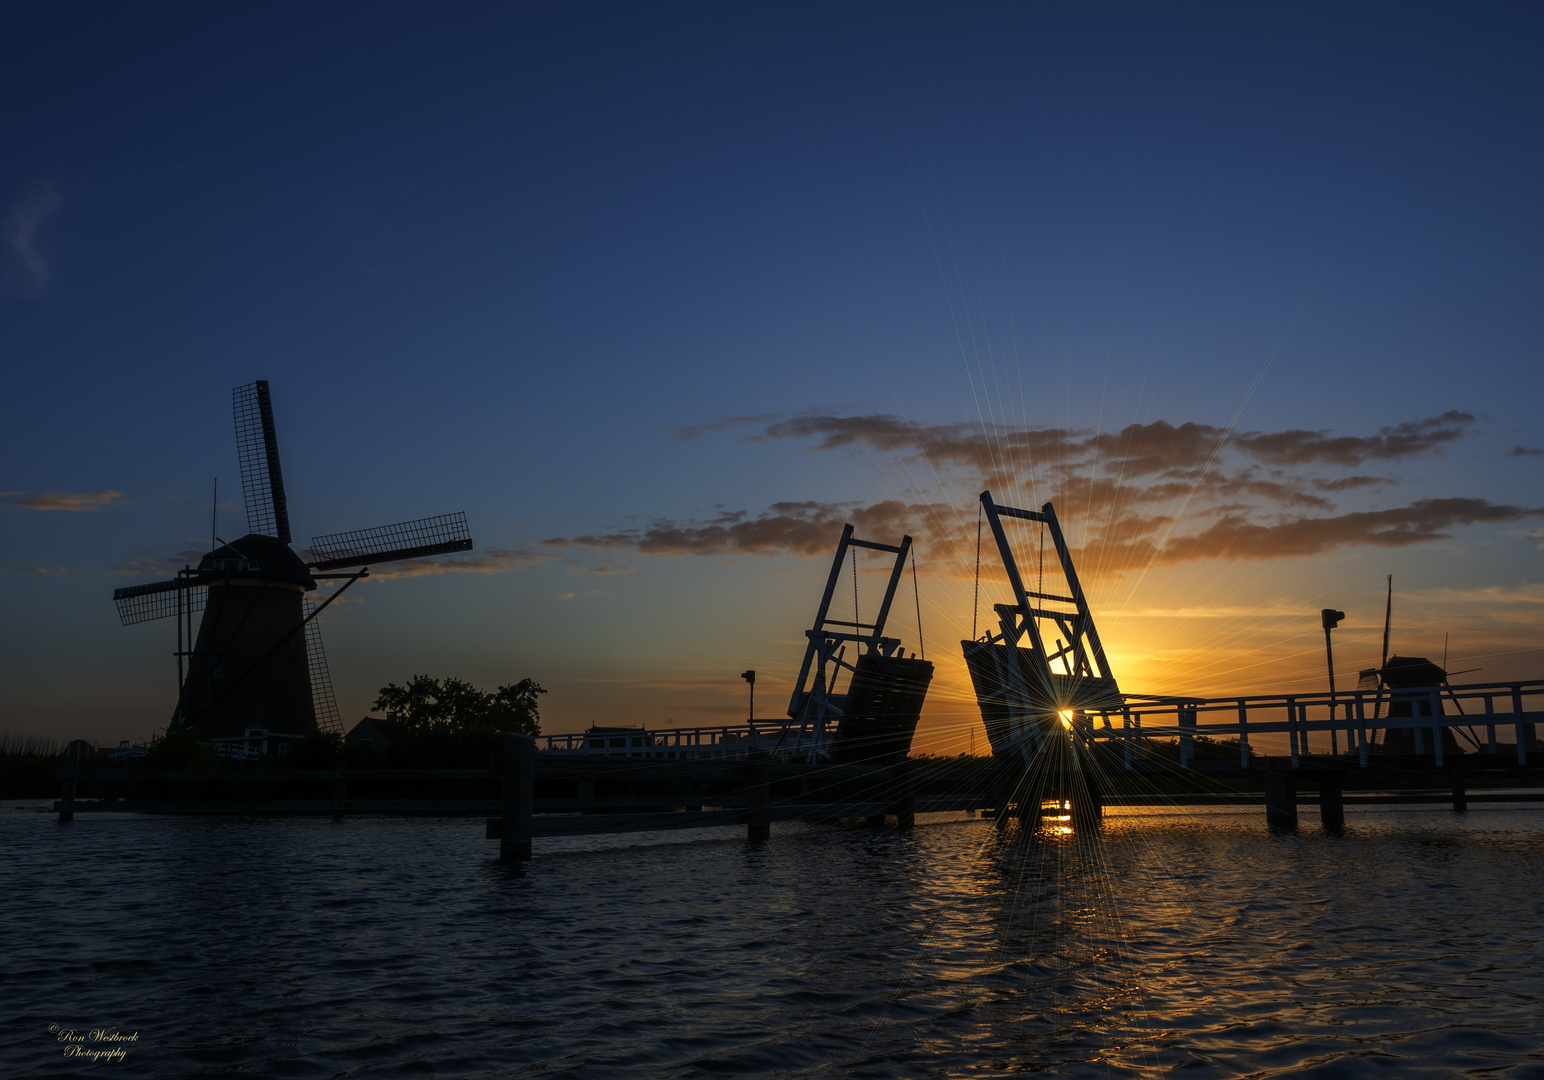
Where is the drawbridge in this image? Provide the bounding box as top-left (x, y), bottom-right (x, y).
top-left (961, 491), bottom-right (1120, 813)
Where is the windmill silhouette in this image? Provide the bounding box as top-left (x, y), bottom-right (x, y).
top-left (112, 381), bottom-right (474, 742)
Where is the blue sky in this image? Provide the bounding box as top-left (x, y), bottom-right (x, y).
top-left (3, 3), bottom-right (1541, 747)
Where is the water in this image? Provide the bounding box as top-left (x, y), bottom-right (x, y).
top-left (5, 806), bottom-right (1544, 1078)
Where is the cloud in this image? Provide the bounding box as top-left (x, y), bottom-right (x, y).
top-left (559, 499), bottom-right (950, 558)
top-left (112, 549), bottom-right (205, 576)
top-left (541, 409), bottom-right (1526, 574)
top-left (366, 547), bottom-right (557, 579)
top-left (1312, 475), bottom-right (1395, 491)
top-left (545, 493), bottom-right (1541, 573)
top-left (1131, 497), bottom-right (1539, 565)
top-left (755, 411), bottom-right (1475, 472)
top-left (1231, 412), bottom-right (1475, 466)
top-left (1, 490), bottom-right (124, 511)
top-left (4, 182), bottom-right (61, 298)
top-left (671, 414), bottom-right (780, 441)
top-left (1509, 446), bottom-right (1544, 457)
top-left (27, 564), bottom-right (68, 576)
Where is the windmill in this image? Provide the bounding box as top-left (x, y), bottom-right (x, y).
top-left (112, 381), bottom-right (474, 744)
top-left (1355, 575), bottom-right (1482, 756)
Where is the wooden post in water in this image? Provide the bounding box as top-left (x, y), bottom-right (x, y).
top-left (1318, 774), bottom-right (1344, 833)
top-left (1264, 770), bottom-right (1297, 831)
top-left (1287, 699), bottom-right (1300, 767)
top-left (891, 755), bottom-right (915, 830)
top-left (1512, 685), bottom-right (1528, 766)
top-left (500, 733), bottom-right (534, 862)
top-left (333, 759), bottom-right (348, 819)
top-left (1072, 767), bottom-right (1103, 829)
top-left (1238, 700), bottom-right (1251, 768)
top-left (1356, 694), bottom-right (1369, 768)
top-left (991, 754), bottom-right (1014, 823)
top-left (58, 740), bottom-right (87, 823)
top-left (1430, 690), bottom-right (1445, 767)
top-left (1450, 772), bottom-right (1468, 813)
top-left (1178, 704), bottom-right (1195, 769)
top-left (745, 749), bottom-right (771, 841)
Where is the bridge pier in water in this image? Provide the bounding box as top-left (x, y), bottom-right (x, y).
top-left (1264, 771), bottom-right (1297, 831)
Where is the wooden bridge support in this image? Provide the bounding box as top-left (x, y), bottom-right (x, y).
top-left (891, 755), bottom-right (915, 830)
top-left (745, 750), bottom-right (770, 842)
top-left (1317, 774), bottom-right (1344, 833)
top-left (332, 759), bottom-right (348, 820)
top-left (1451, 772), bottom-right (1468, 812)
top-left (991, 755), bottom-right (1017, 824)
top-left (1072, 770), bottom-right (1103, 829)
top-left (1264, 771), bottom-right (1297, 831)
top-left (57, 740), bottom-right (88, 823)
top-left (500, 733), bottom-right (534, 862)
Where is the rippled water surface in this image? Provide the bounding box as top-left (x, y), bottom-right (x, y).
top-left (6, 806), bottom-right (1544, 1078)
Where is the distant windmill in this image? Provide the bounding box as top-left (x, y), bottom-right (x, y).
top-left (1355, 574), bottom-right (1483, 755)
top-left (112, 381), bottom-right (474, 742)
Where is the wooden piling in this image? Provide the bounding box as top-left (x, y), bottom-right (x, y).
top-left (500, 733), bottom-right (535, 862)
top-left (58, 740), bottom-right (87, 823)
top-left (1264, 770), bottom-right (1297, 831)
top-left (1513, 685), bottom-right (1528, 766)
top-left (745, 749), bottom-right (770, 842)
top-left (991, 755), bottom-right (1015, 824)
top-left (1450, 772), bottom-right (1468, 813)
top-left (891, 755), bottom-right (915, 830)
top-left (1317, 774), bottom-right (1344, 832)
top-left (1178, 705), bottom-right (1196, 769)
top-left (1286, 699), bottom-right (1299, 766)
top-left (332, 759), bottom-right (347, 819)
top-left (1072, 768), bottom-right (1103, 829)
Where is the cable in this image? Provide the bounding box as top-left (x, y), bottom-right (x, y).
top-left (973, 502), bottom-right (982, 641)
top-left (912, 548), bottom-right (924, 661)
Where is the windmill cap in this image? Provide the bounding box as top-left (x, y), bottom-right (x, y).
top-left (1378, 655), bottom-right (1447, 688)
top-left (198, 533), bottom-right (316, 589)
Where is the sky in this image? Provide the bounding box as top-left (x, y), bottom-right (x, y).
top-left (2, 2), bottom-right (1541, 751)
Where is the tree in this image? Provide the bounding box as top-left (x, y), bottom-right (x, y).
top-left (372, 675), bottom-right (544, 736)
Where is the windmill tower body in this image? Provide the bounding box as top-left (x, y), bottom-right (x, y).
top-left (113, 380), bottom-right (475, 746)
top-left (178, 534), bottom-right (318, 738)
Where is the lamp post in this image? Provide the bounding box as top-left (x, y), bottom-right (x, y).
top-left (1322, 608), bottom-right (1346, 755)
top-left (741, 669), bottom-right (756, 721)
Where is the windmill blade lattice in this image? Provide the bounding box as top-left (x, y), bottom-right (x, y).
top-left (302, 597), bottom-right (346, 736)
top-left (113, 578), bottom-right (207, 626)
top-left (233, 380), bottom-right (292, 544)
top-left (309, 512), bottom-right (472, 571)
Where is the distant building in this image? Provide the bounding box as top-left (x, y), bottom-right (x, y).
top-left (346, 715), bottom-right (396, 748)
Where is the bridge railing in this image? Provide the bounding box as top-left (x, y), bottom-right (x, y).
top-left (1085, 679), bottom-right (1544, 769)
top-left (537, 721), bottom-right (825, 762)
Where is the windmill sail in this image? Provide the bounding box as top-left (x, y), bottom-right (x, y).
top-left (302, 597), bottom-right (345, 736)
top-left (233, 380), bottom-right (292, 544)
top-left (308, 511), bottom-right (473, 571)
top-left (113, 578), bottom-right (207, 626)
